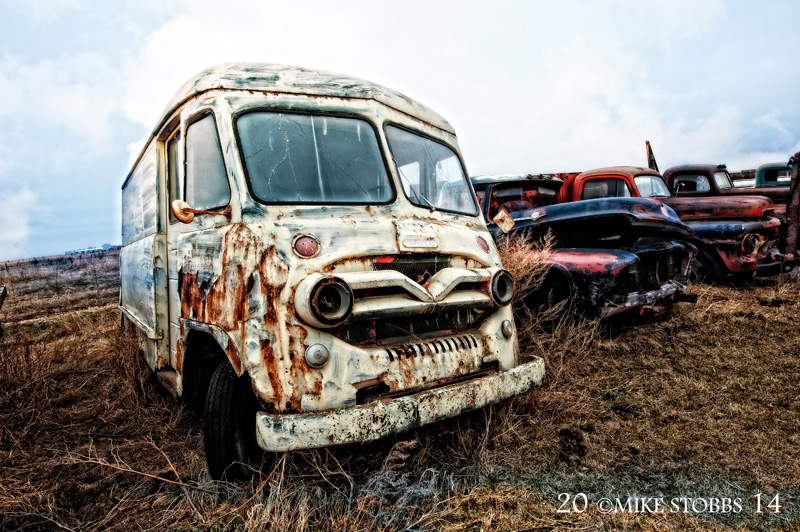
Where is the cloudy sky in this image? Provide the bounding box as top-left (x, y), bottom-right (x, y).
top-left (1, 0), bottom-right (800, 260)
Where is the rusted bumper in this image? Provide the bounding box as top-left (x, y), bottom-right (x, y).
top-left (255, 357), bottom-right (545, 452)
top-left (600, 280), bottom-right (685, 318)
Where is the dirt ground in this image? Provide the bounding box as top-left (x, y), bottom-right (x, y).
top-left (0, 250), bottom-right (798, 531)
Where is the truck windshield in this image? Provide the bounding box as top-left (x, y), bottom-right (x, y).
top-left (385, 125), bottom-right (477, 216)
top-left (713, 171), bottom-right (733, 190)
top-left (634, 175), bottom-right (671, 197)
top-left (236, 111), bottom-right (393, 204)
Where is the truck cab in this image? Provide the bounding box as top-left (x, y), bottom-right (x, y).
top-left (120, 63), bottom-right (543, 480)
top-left (663, 164), bottom-right (792, 215)
top-left (754, 162), bottom-right (792, 188)
top-left (560, 166), bottom-right (785, 282)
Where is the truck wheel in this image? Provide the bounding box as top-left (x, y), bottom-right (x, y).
top-left (691, 248), bottom-right (724, 285)
top-left (203, 362), bottom-right (264, 481)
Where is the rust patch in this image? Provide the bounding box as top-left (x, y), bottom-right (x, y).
top-left (260, 337), bottom-right (283, 403)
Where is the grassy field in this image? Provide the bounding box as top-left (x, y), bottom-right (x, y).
top-left (0, 249), bottom-right (798, 531)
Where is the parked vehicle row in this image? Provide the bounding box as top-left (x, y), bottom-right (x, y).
top-left (471, 174), bottom-right (696, 318)
top-left (559, 167), bottom-right (787, 282)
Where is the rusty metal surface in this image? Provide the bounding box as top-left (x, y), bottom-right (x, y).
top-left (120, 63), bottom-right (535, 452)
top-left (662, 196), bottom-right (776, 221)
top-left (256, 356), bottom-right (545, 451)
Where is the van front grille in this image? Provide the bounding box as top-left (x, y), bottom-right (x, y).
top-left (336, 308), bottom-right (485, 346)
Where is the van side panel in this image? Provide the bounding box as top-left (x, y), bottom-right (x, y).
top-left (120, 142), bottom-right (163, 370)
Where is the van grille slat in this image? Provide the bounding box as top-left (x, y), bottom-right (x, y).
top-left (386, 334), bottom-right (481, 362)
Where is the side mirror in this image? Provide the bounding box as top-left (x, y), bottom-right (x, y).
top-left (170, 200), bottom-right (232, 224)
top-left (171, 200), bottom-right (195, 223)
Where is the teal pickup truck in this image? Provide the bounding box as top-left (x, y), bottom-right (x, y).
top-left (754, 163), bottom-right (792, 188)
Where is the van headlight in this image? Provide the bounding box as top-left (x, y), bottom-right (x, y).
top-left (491, 270), bottom-right (515, 306)
top-left (296, 276), bottom-right (354, 328)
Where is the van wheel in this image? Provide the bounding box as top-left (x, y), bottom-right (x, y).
top-left (203, 362), bottom-right (264, 481)
top-left (690, 248), bottom-right (724, 285)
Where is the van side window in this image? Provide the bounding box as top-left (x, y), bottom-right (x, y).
top-left (167, 130), bottom-right (181, 222)
top-left (185, 114), bottom-right (230, 211)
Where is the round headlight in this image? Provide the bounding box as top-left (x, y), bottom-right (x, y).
top-left (491, 270), bottom-right (515, 306)
top-left (310, 277), bottom-right (353, 326)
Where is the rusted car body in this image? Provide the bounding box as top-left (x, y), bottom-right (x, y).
top-left (120, 63), bottom-right (543, 479)
top-left (471, 175), bottom-right (696, 318)
top-left (562, 167), bottom-right (785, 282)
top-left (663, 164), bottom-right (791, 215)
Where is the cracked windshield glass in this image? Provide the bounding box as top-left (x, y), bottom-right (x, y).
top-left (385, 124), bottom-right (477, 216)
top-left (237, 111), bottom-right (393, 203)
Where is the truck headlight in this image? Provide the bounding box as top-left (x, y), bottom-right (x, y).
top-left (742, 234), bottom-right (767, 256)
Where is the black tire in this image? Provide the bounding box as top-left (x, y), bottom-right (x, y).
top-left (690, 248), bottom-right (725, 285)
top-left (184, 342), bottom-right (223, 414)
top-left (203, 362), bottom-right (264, 481)
top-left (522, 269), bottom-right (573, 316)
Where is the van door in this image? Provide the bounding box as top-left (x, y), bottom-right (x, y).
top-left (165, 112), bottom-right (234, 376)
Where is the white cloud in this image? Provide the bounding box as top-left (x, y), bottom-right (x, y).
top-left (0, 188), bottom-right (38, 261)
top-left (126, 136), bottom-right (148, 168)
top-left (11, 0), bottom-right (81, 20)
top-left (0, 51), bottom-right (124, 147)
top-left (116, 0), bottom-right (740, 177)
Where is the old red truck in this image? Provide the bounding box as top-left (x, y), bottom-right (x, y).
top-left (558, 167), bottom-right (785, 282)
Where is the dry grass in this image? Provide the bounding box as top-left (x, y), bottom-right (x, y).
top-left (0, 249), bottom-right (799, 530)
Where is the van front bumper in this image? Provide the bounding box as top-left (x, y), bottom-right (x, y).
top-left (255, 357), bottom-right (545, 452)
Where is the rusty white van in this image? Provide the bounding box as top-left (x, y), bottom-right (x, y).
top-left (120, 63), bottom-right (544, 480)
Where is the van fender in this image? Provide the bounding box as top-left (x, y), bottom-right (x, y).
top-left (179, 318), bottom-right (244, 377)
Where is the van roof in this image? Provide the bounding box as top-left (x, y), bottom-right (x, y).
top-left (159, 62), bottom-right (454, 134)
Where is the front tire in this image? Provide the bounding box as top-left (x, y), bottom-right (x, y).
top-left (690, 248), bottom-right (725, 285)
top-left (203, 362), bottom-right (264, 481)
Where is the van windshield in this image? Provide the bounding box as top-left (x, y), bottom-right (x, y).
top-left (385, 125), bottom-right (477, 216)
top-left (237, 111), bottom-right (393, 204)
